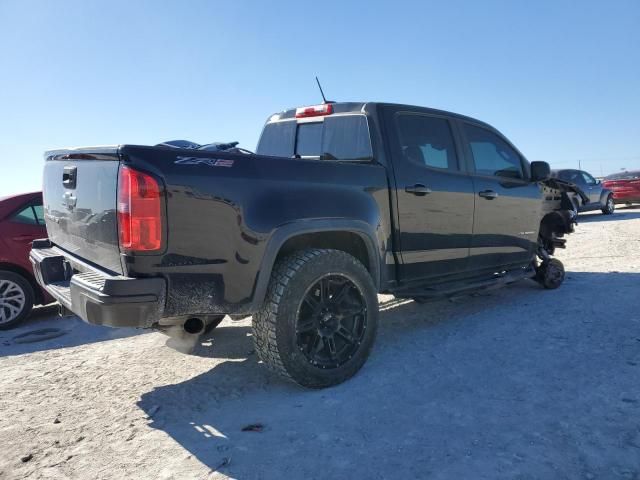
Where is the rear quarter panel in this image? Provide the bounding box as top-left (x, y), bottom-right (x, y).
top-left (121, 146), bottom-right (391, 317)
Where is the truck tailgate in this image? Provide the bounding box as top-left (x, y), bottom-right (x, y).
top-left (43, 147), bottom-right (123, 275)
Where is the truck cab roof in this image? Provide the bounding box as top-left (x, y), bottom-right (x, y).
top-left (268, 102), bottom-right (494, 131)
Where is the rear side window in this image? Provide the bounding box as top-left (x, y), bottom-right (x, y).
top-left (257, 115), bottom-right (373, 161)
top-left (395, 114), bottom-right (459, 171)
top-left (464, 124), bottom-right (524, 180)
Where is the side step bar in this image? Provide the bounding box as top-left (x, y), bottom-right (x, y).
top-left (393, 266), bottom-right (535, 299)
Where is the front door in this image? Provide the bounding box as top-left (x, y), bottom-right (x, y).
top-left (580, 171), bottom-right (603, 205)
top-left (383, 107), bottom-right (475, 282)
top-left (460, 122), bottom-right (542, 272)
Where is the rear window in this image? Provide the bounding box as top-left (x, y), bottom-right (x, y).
top-left (296, 122), bottom-right (323, 157)
top-left (257, 115), bottom-right (373, 161)
top-left (255, 120), bottom-right (296, 158)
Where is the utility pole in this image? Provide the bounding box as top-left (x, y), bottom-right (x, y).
top-left (578, 159), bottom-right (582, 170)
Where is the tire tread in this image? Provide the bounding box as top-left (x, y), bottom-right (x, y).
top-left (252, 249), bottom-right (375, 387)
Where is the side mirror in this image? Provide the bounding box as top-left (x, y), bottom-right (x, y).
top-left (530, 161), bottom-right (551, 182)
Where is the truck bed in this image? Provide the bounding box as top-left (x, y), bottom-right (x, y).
top-left (39, 144), bottom-right (390, 322)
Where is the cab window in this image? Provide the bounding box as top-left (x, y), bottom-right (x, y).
top-left (464, 124), bottom-right (524, 180)
top-left (581, 172), bottom-right (597, 185)
top-left (394, 114), bottom-right (459, 171)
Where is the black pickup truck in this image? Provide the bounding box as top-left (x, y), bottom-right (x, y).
top-left (31, 102), bottom-right (577, 388)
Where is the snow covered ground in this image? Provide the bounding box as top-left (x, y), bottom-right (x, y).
top-left (1, 208), bottom-right (639, 479)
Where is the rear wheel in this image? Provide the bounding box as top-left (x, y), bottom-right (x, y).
top-left (0, 271), bottom-right (34, 330)
top-left (602, 195), bottom-right (615, 215)
top-left (253, 249), bottom-right (378, 388)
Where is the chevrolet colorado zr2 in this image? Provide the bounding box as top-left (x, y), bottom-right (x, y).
top-left (31, 102), bottom-right (578, 388)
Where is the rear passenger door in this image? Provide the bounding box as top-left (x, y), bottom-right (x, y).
top-left (383, 107), bottom-right (475, 281)
top-left (460, 122), bottom-right (541, 272)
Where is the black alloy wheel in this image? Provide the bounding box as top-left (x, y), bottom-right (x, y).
top-left (295, 274), bottom-right (367, 369)
top-left (252, 249), bottom-right (379, 388)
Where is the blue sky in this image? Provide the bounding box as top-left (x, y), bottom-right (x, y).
top-left (1, 0), bottom-right (638, 195)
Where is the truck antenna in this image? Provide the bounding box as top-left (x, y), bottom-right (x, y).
top-left (315, 76), bottom-right (333, 104)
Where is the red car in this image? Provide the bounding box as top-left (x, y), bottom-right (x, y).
top-left (0, 192), bottom-right (52, 329)
top-left (603, 170), bottom-right (640, 206)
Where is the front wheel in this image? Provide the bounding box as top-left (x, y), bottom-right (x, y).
top-left (535, 258), bottom-right (565, 289)
top-left (253, 249), bottom-right (379, 388)
top-left (602, 195), bottom-right (615, 215)
top-left (0, 271), bottom-right (34, 330)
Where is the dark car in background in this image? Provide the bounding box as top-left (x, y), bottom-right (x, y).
top-left (551, 169), bottom-right (614, 215)
top-left (603, 170), bottom-right (640, 206)
top-left (0, 192), bottom-right (52, 328)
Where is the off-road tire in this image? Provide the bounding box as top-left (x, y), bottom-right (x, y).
top-left (0, 271), bottom-right (34, 330)
top-left (602, 195), bottom-right (615, 215)
top-left (252, 249), bottom-right (379, 388)
top-left (535, 258), bottom-right (565, 290)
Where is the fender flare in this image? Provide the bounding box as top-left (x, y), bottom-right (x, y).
top-left (249, 219), bottom-right (382, 310)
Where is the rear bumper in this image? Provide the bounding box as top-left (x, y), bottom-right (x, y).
top-left (29, 241), bottom-right (165, 328)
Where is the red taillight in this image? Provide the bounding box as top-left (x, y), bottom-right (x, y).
top-left (117, 166), bottom-right (163, 252)
top-left (295, 103), bottom-right (333, 118)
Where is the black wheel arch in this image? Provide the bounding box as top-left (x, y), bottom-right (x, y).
top-left (250, 220), bottom-right (383, 311)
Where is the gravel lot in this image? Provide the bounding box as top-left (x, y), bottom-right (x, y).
top-left (1, 208), bottom-right (639, 480)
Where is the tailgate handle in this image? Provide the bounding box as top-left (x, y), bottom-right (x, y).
top-left (63, 165), bottom-right (77, 189)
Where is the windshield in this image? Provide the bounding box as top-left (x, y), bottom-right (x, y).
top-left (256, 115), bottom-right (373, 161)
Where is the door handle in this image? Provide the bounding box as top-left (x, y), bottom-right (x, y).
top-left (478, 190), bottom-right (499, 199)
top-left (405, 184), bottom-right (432, 196)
